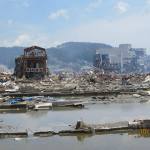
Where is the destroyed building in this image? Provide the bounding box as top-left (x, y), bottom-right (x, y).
top-left (93, 52), bottom-right (120, 73)
top-left (94, 44), bottom-right (148, 74)
top-left (123, 48), bottom-right (147, 73)
top-left (14, 46), bottom-right (48, 79)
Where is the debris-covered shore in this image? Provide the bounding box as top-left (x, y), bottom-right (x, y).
top-left (0, 70), bottom-right (150, 139)
top-left (0, 72), bottom-right (150, 101)
top-left (0, 71), bottom-right (149, 112)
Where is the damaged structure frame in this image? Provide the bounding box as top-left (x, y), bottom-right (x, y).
top-left (15, 46), bottom-right (48, 79)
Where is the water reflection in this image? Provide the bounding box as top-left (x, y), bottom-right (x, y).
top-left (0, 109), bottom-right (27, 114)
top-left (59, 129), bottom-right (150, 142)
top-left (1, 134), bottom-right (150, 150)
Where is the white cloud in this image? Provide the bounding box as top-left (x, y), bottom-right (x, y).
top-left (1, 11), bottom-right (150, 51)
top-left (48, 9), bottom-right (69, 20)
top-left (14, 34), bottom-right (30, 45)
top-left (52, 13), bottom-right (150, 50)
top-left (1, 12), bottom-right (150, 49)
top-left (0, 40), bottom-right (11, 46)
top-left (0, 32), bottom-right (60, 48)
top-left (115, 1), bottom-right (129, 14)
top-left (13, 33), bottom-right (51, 47)
top-left (86, 0), bottom-right (102, 12)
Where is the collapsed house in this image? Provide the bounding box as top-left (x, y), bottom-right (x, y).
top-left (14, 46), bottom-right (48, 79)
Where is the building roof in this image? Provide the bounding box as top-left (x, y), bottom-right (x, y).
top-left (24, 46), bottom-right (46, 52)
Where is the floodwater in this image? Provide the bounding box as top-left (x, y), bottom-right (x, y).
top-left (1, 102), bottom-right (150, 150)
top-left (1, 134), bottom-right (150, 150)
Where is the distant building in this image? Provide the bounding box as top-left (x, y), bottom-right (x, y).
top-left (14, 46), bottom-right (48, 79)
top-left (94, 44), bottom-right (147, 74)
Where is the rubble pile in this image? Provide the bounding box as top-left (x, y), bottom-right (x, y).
top-left (15, 72), bottom-right (122, 93)
top-left (0, 71), bottom-right (150, 97)
top-left (0, 71), bottom-right (149, 110)
top-left (127, 74), bottom-right (149, 84)
top-left (0, 73), bottom-right (11, 83)
top-left (0, 73), bottom-right (17, 93)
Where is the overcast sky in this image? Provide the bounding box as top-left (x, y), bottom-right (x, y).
top-left (0, 0), bottom-right (150, 51)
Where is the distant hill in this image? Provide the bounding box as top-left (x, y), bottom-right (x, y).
top-left (0, 42), bottom-right (112, 71)
top-left (0, 47), bottom-right (24, 69)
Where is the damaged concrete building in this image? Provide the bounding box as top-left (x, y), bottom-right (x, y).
top-left (14, 46), bottom-right (48, 79)
top-left (94, 44), bottom-right (147, 74)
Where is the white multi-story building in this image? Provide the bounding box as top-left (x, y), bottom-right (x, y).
top-left (95, 44), bottom-right (147, 73)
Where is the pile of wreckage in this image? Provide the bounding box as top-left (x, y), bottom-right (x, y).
top-left (14, 72), bottom-right (150, 95)
top-left (0, 73), bottom-right (17, 93)
top-left (0, 71), bottom-right (150, 109)
top-left (14, 72), bottom-right (124, 93)
top-left (0, 71), bottom-right (150, 95)
top-left (0, 96), bottom-right (87, 112)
